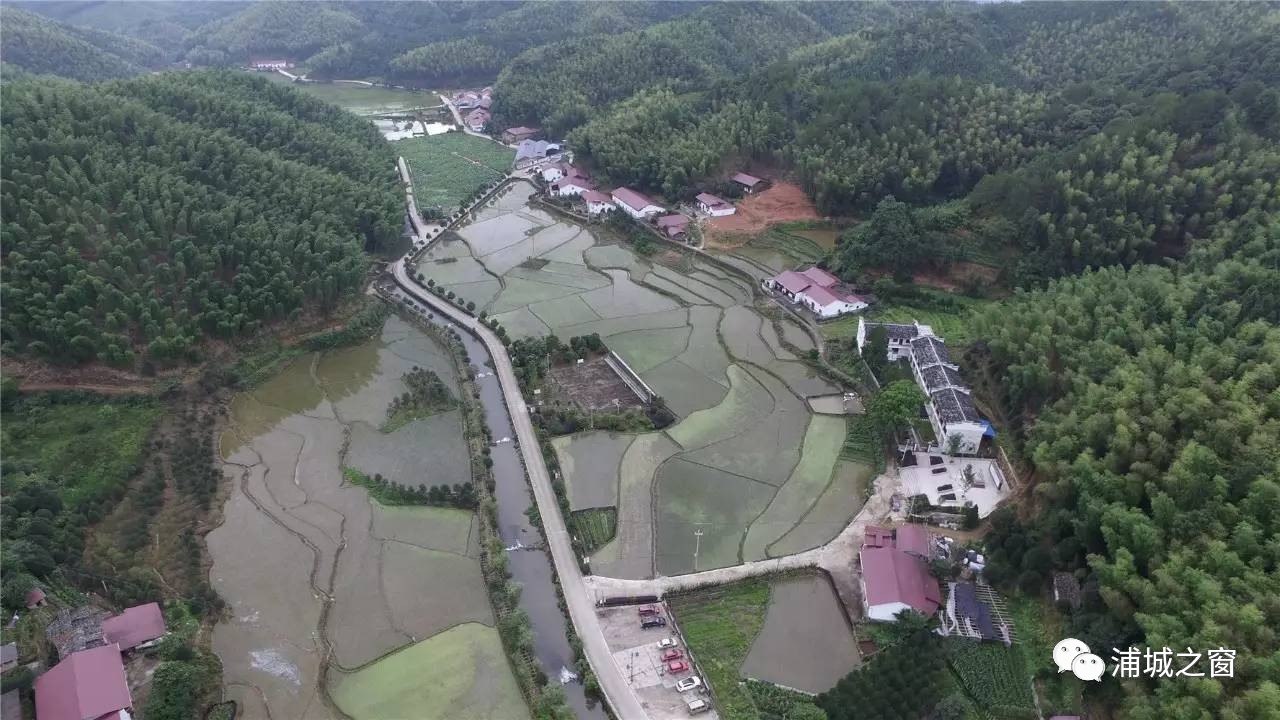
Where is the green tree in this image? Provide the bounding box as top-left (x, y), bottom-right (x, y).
top-left (866, 380), bottom-right (927, 437)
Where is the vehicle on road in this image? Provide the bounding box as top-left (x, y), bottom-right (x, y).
top-left (637, 604), bottom-right (659, 616)
top-left (657, 637), bottom-right (678, 649)
top-left (666, 660), bottom-right (689, 673)
top-left (676, 676), bottom-right (703, 692)
top-left (661, 648), bottom-right (683, 661)
top-left (640, 616), bottom-right (667, 629)
top-left (686, 698), bottom-right (711, 714)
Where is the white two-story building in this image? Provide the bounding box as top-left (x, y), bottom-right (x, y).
top-left (612, 187), bottom-right (664, 220)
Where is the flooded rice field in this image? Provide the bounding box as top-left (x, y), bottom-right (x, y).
top-left (740, 574), bottom-right (861, 694)
top-left (416, 186), bottom-right (874, 580)
top-left (209, 316), bottom-right (525, 719)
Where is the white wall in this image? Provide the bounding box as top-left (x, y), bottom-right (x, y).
top-left (553, 183), bottom-right (588, 198)
top-left (866, 601), bottom-right (915, 623)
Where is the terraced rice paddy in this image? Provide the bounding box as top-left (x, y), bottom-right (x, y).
top-left (210, 316), bottom-right (524, 719)
top-left (419, 186), bottom-right (875, 577)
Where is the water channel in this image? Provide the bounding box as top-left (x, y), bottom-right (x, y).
top-left (384, 281), bottom-right (607, 720)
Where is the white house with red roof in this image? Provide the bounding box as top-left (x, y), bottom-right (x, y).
top-left (581, 190), bottom-right (615, 216)
top-left (35, 644), bottom-right (133, 720)
top-left (695, 192), bottom-right (735, 217)
top-left (550, 175), bottom-right (595, 198)
top-left (765, 266), bottom-right (868, 318)
top-left (611, 188), bottom-right (664, 220)
top-left (859, 525), bottom-right (942, 622)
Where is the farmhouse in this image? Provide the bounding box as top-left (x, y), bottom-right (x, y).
top-left (581, 190), bottom-right (615, 215)
top-left (764, 266), bottom-right (868, 319)
top-left (102, 602), bottom-right (167, 653)
top-left (856, 317), bottom-right (990, 455)
top-left (35, 644), bottom-right (133, 720)
top-left (551, 176), bottom-right (595, 197)
top-left (731, 172), bottom-right (768, 194)
top-left (514, 140), bottom-right (562, 169)
top-left (859, 547), bottom-right (941, 622)
top-left (46, 606), bottom-right (109, 658)
top-left (544, 162), bottom-right (590, 184)
top-left (695, 192), bottom-right (735, 217)
top-left (656, 213), bottom-right (691, 240)
top-left (611, 187), bottom-right (664, 219)
top-left (503, 126), bottom-right (540, 144)
top-left (465, 108), bottom-right (490, 132)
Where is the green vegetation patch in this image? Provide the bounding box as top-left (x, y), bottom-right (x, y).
top-left (395, 133), bottom-right (515, 212)
top-left (333, 623), bottom-right (529, 720)
top-left (840, 416), bottom-right (885, 473)
top-left (2, 394), bottom-right (162, 510)
top-left (569, 507), bottom-right (617, 556)
top-left (946, 639), bottom-right (1037, 715)
top-left (668, 579), bottom-right (772, 720)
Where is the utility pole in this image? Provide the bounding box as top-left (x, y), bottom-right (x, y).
top-left (692, 525), bottom-right (706, 571)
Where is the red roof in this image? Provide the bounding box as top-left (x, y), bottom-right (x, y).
top-left (801, 266), bottom-right (840, 288)
top-left (774, 270), bottom-right (811, 294)
top-left (695, 192), bottom-right (731, 209)
top-left (35, 644), bottom-right (132, 720)
top-left (612, 187), bottom-right (659, 212)
top-left (731, 172), bottom-right (763, 187)
top-left (860, 547), bottom-right (941, 616)
top-left (895, 524), bottom-right (933, 559)
top-left (656, 214), bottom-right (690, 229)
top-left (582, 190), bottom-right (613, 204)
top-left (102, 603), bottom-right (165, 651)
top-left (554, 177), bottom-right (595, 192)
top-left (864, 525), bottom-right (895, 548)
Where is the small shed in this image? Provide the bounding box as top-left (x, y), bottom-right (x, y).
top-left (730, 172), bottom-right (768, 194)
top-left (102, 602), bottom-right (167, 652)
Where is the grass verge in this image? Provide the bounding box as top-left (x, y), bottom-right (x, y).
top-left (569, 507), bottom-right (617, 556)
top-left (668, 579), bottom-right (772, 720)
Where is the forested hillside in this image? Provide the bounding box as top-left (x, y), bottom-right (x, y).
top-left (974, 214), bottom-right (1280, 719)
top-left (11, 0), bottom-right (246, 55)
top-left (0, 7), bottom-right (165, 82)
top-left (0, 71), bottom-right (401, 366)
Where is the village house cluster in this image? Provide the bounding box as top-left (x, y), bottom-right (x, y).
top-left (453, 87), bottom-right (494, 131)
top-left (6, 593), bottom-right (171, 720)
top-left (533, 161), bottom-right (771, 245)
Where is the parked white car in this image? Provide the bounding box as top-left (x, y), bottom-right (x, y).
top-left (658, 637), bottom-right (678, 649)
top-left (676, 676), bottom-right (702, 693)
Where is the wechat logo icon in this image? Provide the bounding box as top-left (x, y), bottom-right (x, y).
top-left (1053, 638), bottom-right (1102, 680)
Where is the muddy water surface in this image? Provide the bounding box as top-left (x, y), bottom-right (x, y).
top-left (210, 317), bottom-right (507, 719)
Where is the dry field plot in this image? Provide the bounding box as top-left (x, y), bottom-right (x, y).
top-left (211, 318), bottom-right (520, 719)
top-left (546, 355), bottom-right (647, 412)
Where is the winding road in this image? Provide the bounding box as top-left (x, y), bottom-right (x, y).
top-left (392, 158), bottom-right (899, 719)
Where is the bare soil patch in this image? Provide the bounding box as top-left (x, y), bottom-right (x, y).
top-left (545, 356), bottom-right (646, 412)
top-left (704, 182), bottom-right (821, 250)
top-left (910, 261), bottom-right (1000, 292)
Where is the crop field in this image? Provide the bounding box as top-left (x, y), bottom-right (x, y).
top-left (422, 187), bottom-right (866, 578)
top-left (263, 73), bottom-right (437, 115)
top-left (211, 320), bottom-right (521, 719)
top-left (570, 507), bottom-right (617, 556)
top-left (332, 623), bottom-right (528, 720)
top-left (947, 639), bottom-right (1037, 713)
top-left (395, 133), bottom-right (514, 212)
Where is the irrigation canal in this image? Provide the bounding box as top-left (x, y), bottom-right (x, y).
top-left (383, 280), bottom-right (608, 720)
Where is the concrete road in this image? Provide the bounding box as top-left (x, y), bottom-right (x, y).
top-left (390, 258), bottom-right (649, 719)
top-left (583, 467), bottom-right (899, 614)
